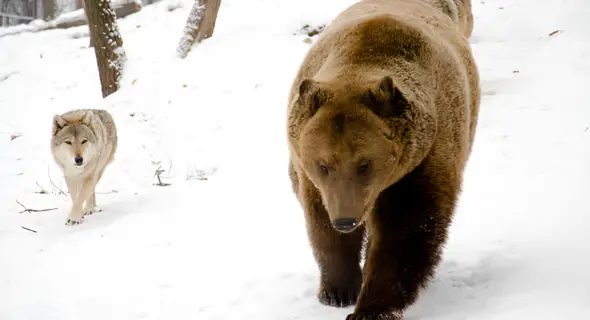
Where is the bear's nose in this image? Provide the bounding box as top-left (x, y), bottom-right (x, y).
top-left (332, 218), bottom-right (357, 231)
top-left (74, 156), bottom-right (84, 166)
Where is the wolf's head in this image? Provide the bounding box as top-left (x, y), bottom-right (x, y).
top-left (51, 110), bottom-right (99, 169)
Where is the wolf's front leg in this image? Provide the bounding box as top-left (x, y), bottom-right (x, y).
top-left (84, 165), bottom-right (109, 216)
top-left (83, 191), bottom-right (102, 216)
top-left (65, 177), bottom-right (79, 202)
top-left (66, 176), bottom-right (97, 226)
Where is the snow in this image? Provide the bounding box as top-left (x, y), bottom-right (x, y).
top-left (0, 20), bottom-right (45, 38)
top-left (0, 0), bottom-right (589, 319)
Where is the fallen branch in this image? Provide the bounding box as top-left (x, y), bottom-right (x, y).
top-left (35, 182), bottom-right (49, 194)
top-left (16, 199), bottom-right (58, 214)
top-left (167, 156), bottom-right (173, 176)
top-left (0, 71), bottom-right (18, 82)
top-left (0, 0), bottom-right (142, 39)
top-left (21, 226), bottom-right (38, 233)
top-left (97, 189), bottom-right (118, 194)
top-left (0, 12), bottom-right (35, 21)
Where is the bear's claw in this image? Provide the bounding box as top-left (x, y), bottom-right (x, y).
top-left (318, 285), bottom-right (359, 308)
top-left (346, 310), bottom-right (403, 320)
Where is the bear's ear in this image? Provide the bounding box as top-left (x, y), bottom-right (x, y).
top-left (363, 76), bottom-right (407, 117)
top-left (52, 115), bottom-right (67, 136)
top-left (298, 79), bottom-right (328, 114)
top-left (377, 76), bottom-right (398, 101)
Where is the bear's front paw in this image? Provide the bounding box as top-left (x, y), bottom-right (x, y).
top-left (318, 281), bottom-right (360, 308)
top-left (346, 310), bottom-right (403, 320)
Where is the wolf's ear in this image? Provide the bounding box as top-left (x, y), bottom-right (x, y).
top-left (52, 115), bottom-right (67, 136)
top-left (82, 110), bottom-right (94, 125)
top-left (298, 79), bottom-right (328, 115)
top-left (362, 76), bottom-right (407, 117)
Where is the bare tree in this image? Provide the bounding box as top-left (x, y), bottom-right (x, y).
top-left (83, 0), bottom-right (127, 98)
top-left (0, 0), bottom-right (35, 26)
top-left (42, 0), bottom-right (56, 20)
top-left (176, 0), bottom-right (221, 59)
top-left (0, 0), bottom-right (141, 39)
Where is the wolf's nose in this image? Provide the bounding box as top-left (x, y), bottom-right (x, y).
top-left (74, 156), bottom-right (83, 166)
top-left (332, 218), bottom-right (357, 231)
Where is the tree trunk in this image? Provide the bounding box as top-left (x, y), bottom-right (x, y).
top-left (42, 0), bottom-right (55, 20)
top-left (75, 0), bottom-right (84, 10)
top-left (176, 0), bottom-right (221, 59)
top-left (83, 0), bottom-right (127, 98)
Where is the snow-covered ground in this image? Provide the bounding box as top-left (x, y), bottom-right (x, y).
top-left (1, 0), bottom-right (589, 319)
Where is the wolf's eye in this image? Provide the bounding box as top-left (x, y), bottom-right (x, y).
top-left (81, 139), bottom-right (88, 145)
top-left (319, 164), bottom-right (329, 176)
top-left (64, 141), bottom-right (72, 145)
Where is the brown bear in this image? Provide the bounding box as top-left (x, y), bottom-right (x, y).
top-left (286, 0), bottom-right (480, 319)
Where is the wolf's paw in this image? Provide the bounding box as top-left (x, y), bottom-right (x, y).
top-left (65, 217), bottom-right (83, 226)
top-left (84, 206), bottom-right (102, 216)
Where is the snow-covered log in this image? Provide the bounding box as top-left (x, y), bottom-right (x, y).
top-left (0, 0), bottom-right (141, 39)
top-left (176, 0), bottom-right (221, 59)
top-left (84, 0), bottom-right (127, 98)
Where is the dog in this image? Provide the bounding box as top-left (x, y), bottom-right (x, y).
top-left (50, 109), bottom-right (118, 226)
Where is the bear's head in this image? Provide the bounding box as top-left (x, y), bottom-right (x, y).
top-left (291, 75), bottom-right (435, 233)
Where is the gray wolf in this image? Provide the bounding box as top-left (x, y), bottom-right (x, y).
top-left (51, 109), bottom-right (118, 226)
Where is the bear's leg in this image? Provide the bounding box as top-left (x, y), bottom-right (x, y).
top-left (347, 165), bottom-right (458, 320)
top-left (301, 178), bottom-right (365, 308)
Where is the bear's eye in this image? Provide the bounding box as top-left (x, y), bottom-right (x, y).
top-left (357, 161), bottom-right (370, 176)
top-left (319, 164), bottom-right (329, 176)
top-left (81, 139), bottom-right (88, 145)
top-left (64, 140), bottom-right (72, 145)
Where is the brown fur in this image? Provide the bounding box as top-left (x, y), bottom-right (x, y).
top-left (286, 0), bottom-right (480, 319)
top-left (421, 0), bottom-right (474, 38)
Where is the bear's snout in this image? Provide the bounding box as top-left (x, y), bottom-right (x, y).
top-left (322, 182), bottom-right (366, 233)
top-left (332, 218), bottom-right (358, 232)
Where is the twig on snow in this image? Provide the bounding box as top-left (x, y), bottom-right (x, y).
top-left (167, 156), bottom-right (173, 176)
top-left (21, 226), bottom-right (38, 233)
top-left (97, 189), bottom-right (118, 194)
top-left (153, 165), bottom-right (171, 187)
top-left (16, 199), bottom-right (58, 214)
top-left (0, 71), bottom-right (18, 82)
top-left (35, 182), bottom-right (49, 194)
top-left (47, 166), bottom-right (68, 198)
